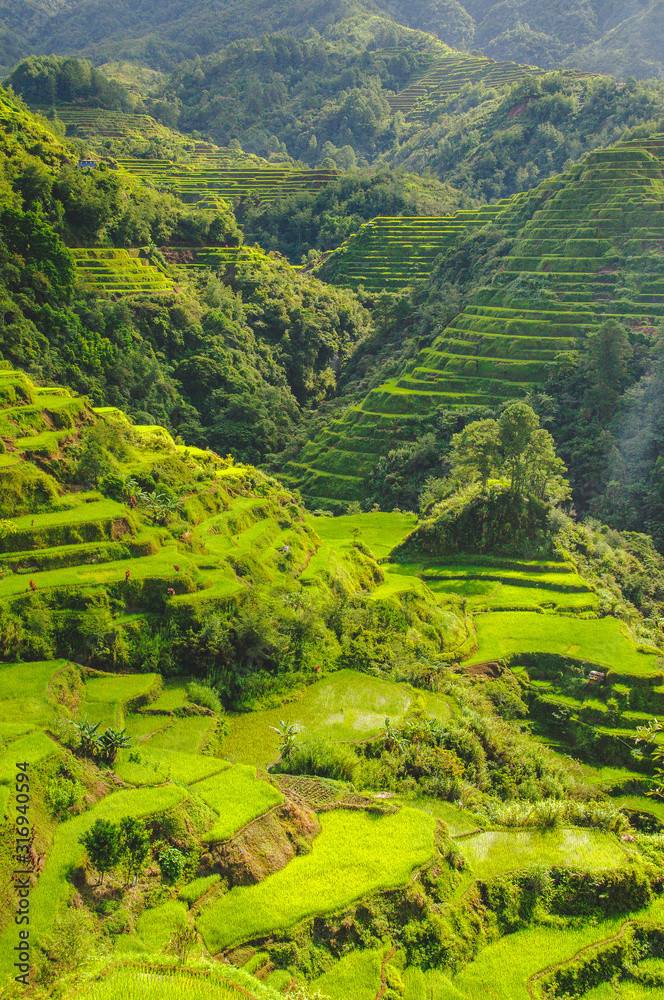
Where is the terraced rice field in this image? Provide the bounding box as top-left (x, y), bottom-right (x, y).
top-left (469, 610), bottom-right (662, 677)
top-left (458, 827), bottom-right (628, 879)
top-left (320, 207), bottom-right (509, 291)
top-left (66, 966), bottom-right (256, 1000)
top-left (72, 249), bottom-right (175, 295)
top-left (220, 668), bottom-right (419, 769)
top-left (196, 808), bottom-right (436, 952)
top-left (293, 138), bottom-right (664, 505)
top-left (0, 785), bottom-right (189, 980)
top-left (386, 53), bottom-right (542, 122)
top-left (116, 154), bottom-right (338, 209)
top-left (35, 106), bottom-right (169, 139)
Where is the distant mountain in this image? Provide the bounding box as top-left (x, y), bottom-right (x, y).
top-left (3, 0), bottom-right (664, 78)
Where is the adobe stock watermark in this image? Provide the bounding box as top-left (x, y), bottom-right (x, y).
top-left (13, 761), bottom-right (35, 985)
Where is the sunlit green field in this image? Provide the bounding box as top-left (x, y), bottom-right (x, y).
top-left (458, 827), bottom-right (627, 878)
top-left (196, 765), bottom-right (284, 842)
top-left (469, 611), bottom-right (662, 675)
top-left (312, 947), bottom-right (383, 1000)
top-left (197, 807), bottom-right (436, 952)
top-left (221, 669), bottom-right (417, 768)
top-left (0, 660), bottom-right (67, 726)
top-left (71, 967), bottom-right (254, 1000)
top-left (443, 896), bottom-right (664, 1000)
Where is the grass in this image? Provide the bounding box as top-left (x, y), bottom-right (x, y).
top-left (403, 967), bottom-right (466, 1000)
top-left (196, 807), bottom-right (436, 952)
top-left (312, 947), bottom-right (383, 1000)
top-left (0, 730), bottom-right (59, 782)
top-left (468, 611), bottom-right (662, 676)
top-left (179, 873), bottom-right (221, 903)
top-left (442, 895), bottom-right (664, 999)
top-left (115, 747), bottom-right (229, 786)
top-left (400, 797), bottom-right (481, 835)
top-left (82, 673), bottom-right (161, 727)
top-left (144, 714), bottom-right (216, 753)
top-left (458, 828), bottom-right (628, 879)
top-left (195, 765), bottom-right (284, 842)
top-left (9, 497), bottom-right (124, 529)
top-left (71, 968), bottom-right (255, 1000)
top-left (136, 899), bottom-right (188, 951)
top-left (583, 987), bottom-right (664, 1000)
top-left (0, 785), bottom-right (188, 977)
top-left (0, 541), bottom-right (195, 600)
top-left (613, 794), bottom-right (664, 823)
top-left (307, 511), bottom-right (418, 560)
top-left (221, 669), bottom-right (415, 768)
top-left (0, 659), bottom-right (67, 725)
top-left (140, 678), bottom-right (192, 712)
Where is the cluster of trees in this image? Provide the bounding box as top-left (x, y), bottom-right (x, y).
top-left (6, 0), bottom-right (662, 80)
top-left (0, 88), bottom-right (370, 463)
top-left (448, 401), bottom-right (569, 501)
top-left (79, 816), bottom-right (154, 885)
top-left (158, 30), bottom-right (433, 164)
top-left (242, 168), bottom-right (471, 263)
top-left (7, 56), bottom-right (138, 112)
top-left (391, 73), bottom-right (664, 202)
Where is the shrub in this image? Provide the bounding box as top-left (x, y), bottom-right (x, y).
top-left (158, 846), bottom-right (187, 883)
top-left (273, 735), bottom-right (357, 783)
top-left (186, 680), bottom-right (222, 714)
top-left (46, 774), bottom-right (85, 818)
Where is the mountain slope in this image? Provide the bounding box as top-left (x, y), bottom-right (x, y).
top-left (287, 135), bottom-right (664, 507)
top-left (5, 0), bottom-right (664, 79)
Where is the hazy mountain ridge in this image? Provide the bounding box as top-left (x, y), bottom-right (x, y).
top-left (4, 0), bottom-right (664, 78)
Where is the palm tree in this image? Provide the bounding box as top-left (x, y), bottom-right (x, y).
top-left (99, 727), bottom-right (132, 764)
top-left (269, 720), bottom-right (298, 760)
top-left (71, 717), bottom-right (101, 757)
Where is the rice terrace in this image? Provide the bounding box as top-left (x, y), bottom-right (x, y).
top-left (3, 3), bottom-right (664, 1000)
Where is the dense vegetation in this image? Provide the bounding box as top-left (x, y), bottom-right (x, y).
top-left (0, 87), bottom-right (369, 463)
top-left (5, 0), bottom-right (664, 79)
top-left (3, 7), bottom-right (664, 1000)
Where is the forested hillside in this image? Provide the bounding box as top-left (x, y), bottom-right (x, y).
top-left (5, 0), bottom-right (664, 79)
top-left (3, 5), bottom-right (664, 1000)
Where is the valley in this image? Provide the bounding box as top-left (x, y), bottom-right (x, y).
top-left (1, 5), bottom-right (664, 1000)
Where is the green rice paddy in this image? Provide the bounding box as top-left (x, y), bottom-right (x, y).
top-left (70, 967), bottom-right (254, 1000)
top-left (0, 729), bottom-right (59, 782)
top-left (312, 947), bottom-right (383, 1000)
top-left (82, 673), bottom-right (161, 727)
top-left (469, 611), bottom-right (662, 676)
top-left (0, 785), bottom-right (188, 978)
top-left (294, 140), bottom-right (664, 505)
top-left (0, 659), bottom-right (68, 725)
top-left (197, 807), bottom-right (436, 951)
top-left (458, 828), bottom-right (627, 879)
top-left (196, 766), bottom-right (284, 842)
top-left (115, 747), bottom-right (229, 786)
top-left (221, 669), bottom-right (417, 768)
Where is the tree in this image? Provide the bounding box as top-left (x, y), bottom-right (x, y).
top-left (586, 319), bottom-right (632, 418)
top-left (119, 817), bottom-right (150, 885)
top-left (270, 719), bottom-right (298, 760)
top-left (449, 403), bottom-right (568, 500)
top-left (71, 717), bottom-right (101, 757)
top-left (158, 846), bottom-right (186, 883)
top-left (450, 418), bottom-right (500, 489)
top-left (498, 401), bottom-right (540, 492)
top-left (79, 819), bottom-right (121, 884)
top-left (634, 718), bottom-right (664, 798)
top-left (0, 519), bottom-right (17, 540)
top-left (99, 726), bottom-right (132, 764)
